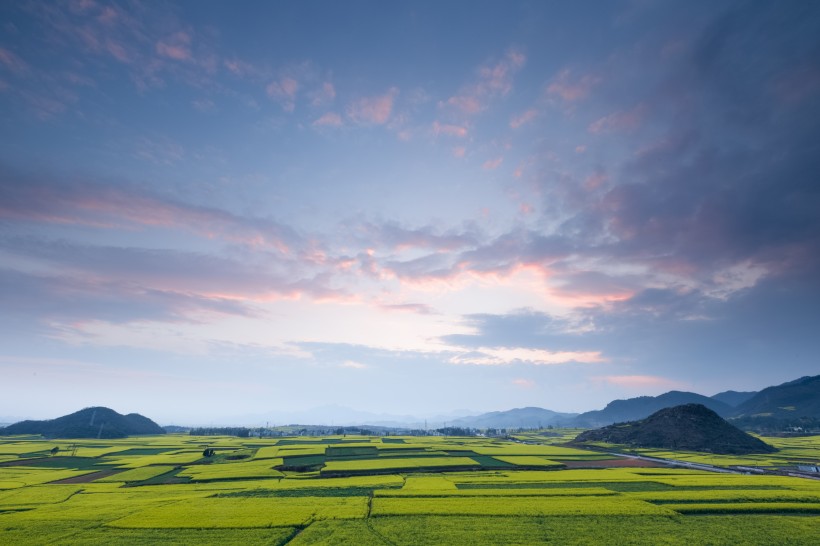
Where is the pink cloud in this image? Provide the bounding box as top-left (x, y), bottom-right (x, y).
top-left (510, 109), bottom-right (539, 129)
top-left (313, 112), bottom-right (343, 127)
top-left (482, 157), bottom-right (503, 170)
top-left (97, 5), bottom-right (118, 26)
top-left (479, 48), bottom-right (526, 95)
top-left (512, 378), bottom-right (536, 389)
top-left (155, 31), bottom-right (192, 62)
top-left (588, 103), bottom-right (646, 134)
top-left (0, 48), bottom-right (29, 74)
top-left (583, 172), bottom-right (608, 191)
top-left (452, 146), bottom-right (466, 158)
top-left (519, 203), bottom-right (534, 215)
top-left (575, 145), bottom-right (587, 154)
top-left (446, 95), bottom-right (483, 114)
top-left (346, 87), bottom-right (398, 125)
top-left (311, 81), bottom-right (336, 105)
top-left (224, 58), bottom-right (262, 78)
top-left (266, 77), bottom-right (300, 112)
top-left (432, 121), bottom-right (468, 138)
top-left (378, 303), bottom-right (437, 315)
top-left (596, 375), bottom-right (684, 389)
top-left (443, 48), bottom-right (526, 116)
top-left (0, 179), bottom-right (298, 254)
top-left (547, 69), bottom-right (601, 102)
top-left (105, 40), bottom-right (131, 63)
top-left (340, 360), bottom-right (367, 369)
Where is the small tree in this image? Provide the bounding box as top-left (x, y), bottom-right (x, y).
top-left (50, 447), bottom-right (59, 456)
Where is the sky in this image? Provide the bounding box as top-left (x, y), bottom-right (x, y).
top-left (1, 1), bottom-right (819, 425)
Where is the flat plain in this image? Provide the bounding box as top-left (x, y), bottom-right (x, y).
top-left (1, 431), bottom-right (818, 544)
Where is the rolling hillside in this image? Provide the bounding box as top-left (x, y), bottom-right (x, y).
top-left (732, 375), bottom-right (820, 419)
top-left (0, 407), bottom-right (165, 439)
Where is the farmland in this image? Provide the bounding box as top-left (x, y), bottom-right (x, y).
top-left (1, 433), bottom-right (819, 544)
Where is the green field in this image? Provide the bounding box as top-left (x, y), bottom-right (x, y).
top-left (1, 433), bottom-right (819, 544)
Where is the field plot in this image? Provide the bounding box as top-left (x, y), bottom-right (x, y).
top-left (0, 433), bottom-right (818, 544)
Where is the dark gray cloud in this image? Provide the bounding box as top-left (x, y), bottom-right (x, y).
top-left (440, 309), bottom-right (583, 351)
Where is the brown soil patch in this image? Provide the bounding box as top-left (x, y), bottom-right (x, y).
top-left (49, 469), bottom-right (125, 484)
top-left (559, 458), bottom-right (666, 469)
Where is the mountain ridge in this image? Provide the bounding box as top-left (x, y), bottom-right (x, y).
top-left (0, 407), bottom-right (165, 439)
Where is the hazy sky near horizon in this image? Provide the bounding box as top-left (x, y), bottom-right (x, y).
top-left (1, 1), bottom-right (819, 424)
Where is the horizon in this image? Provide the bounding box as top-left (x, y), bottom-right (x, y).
top-left (0, 373), bottom-right (810, 428)
top-left (2, 2), bottom-right (820, 425)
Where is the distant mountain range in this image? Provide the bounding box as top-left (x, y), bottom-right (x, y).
top-left (732, 375), bottom-right (820, 419)
top-left (2, 375), bottom-right (817, 435)
top-left (449, 407), bottom-right (577, 430)
top-left (0, 407), bottom-right (164, 439)
top-left (710, 390), bottom-right (757, 407)
top-left (442, 375), bottom-right (820, 431)
top-left (573, 391), bottom-right (733, 429)
top-left (572, 404), bottom-right (777, 454)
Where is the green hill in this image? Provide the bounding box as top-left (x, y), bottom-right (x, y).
top-left (0, 407), bottom-right (165, 439)
top-left (572, 404), bottom-right (776, 455)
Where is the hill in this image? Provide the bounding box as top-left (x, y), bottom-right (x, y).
top-left (711, 390), bottom-right (757, 407)
top-left (572, 404), bottom-right (776, 454)
top-left (573, 391), bottom-right (733, 428)
top-left (0, 407), bottom-right (165, 439)
top-left (450, 407), bottom-right (577, 429)
top-left (732, 375), bottom-right (820, 419)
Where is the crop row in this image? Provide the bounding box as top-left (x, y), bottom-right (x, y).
top-left (109, 496), bottom-right (368, 528)
top-left (371, 495), bottom-right (675, 516)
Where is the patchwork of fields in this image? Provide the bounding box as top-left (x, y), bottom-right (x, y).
top-left (0, 432), bottom-right (818, 544)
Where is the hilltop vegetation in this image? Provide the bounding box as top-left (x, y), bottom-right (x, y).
top-left (0, 407), bottom-right (164, 439)
top-left (573, 404), bottom-right (777, 455)
top-left (733, 376), bottom-right (820, 419)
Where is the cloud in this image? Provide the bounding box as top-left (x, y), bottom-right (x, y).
top-left (192, 98), bottom-right (215, 112)
top-left (546, 69), bottom-right (600, 102)
top-left (341, 360), bottom-right (367, 369)
top-left (266, 77), bottom-right (300, 112)
top-left (509, 109), bottom-right (539, 128)
top-left (449, 347), bottom-right (604, 366)
top-left (155, 31), bottom-right (192, 61)
top-left (313, 112), bottom-right (343, 127)
top-left (224, 57), bottom-right (264, 79)
top-left (0, 167), bottom-right (301, 253)
top-left (311, 81), bottom-right (336, 105)
top-left (353, 220), bottom-right (480, 253)
top-left (378, 303), bottom-right (437, 315)
top-left (512, 378), bottom-right (536, 389)
top-left (443, 48), bottom-right (526, 115)
top-left (346, 87), bottom-right (398, 125)
top-left (482, 157), bottom-right (503, 170)
top-left (0, 267), bottom-right (257, 332)
top-left (594, 375), bottom-right (682, 389)
top-left (432, 121), bottom-right (468, 138)
top-left (0, 47), bottom-right (29, 74)
top-left (588, 103), bottom-right (646, 134)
